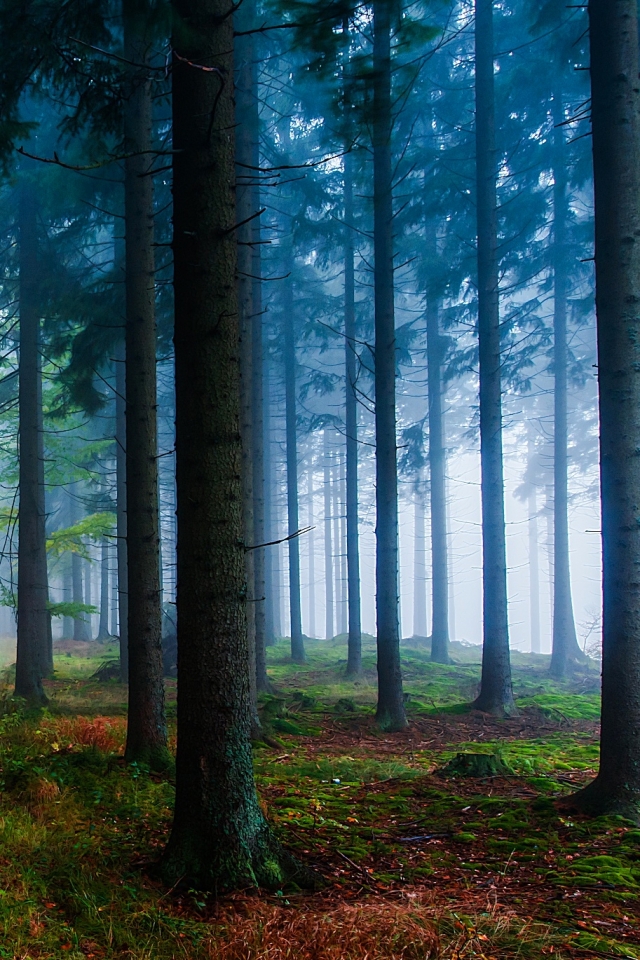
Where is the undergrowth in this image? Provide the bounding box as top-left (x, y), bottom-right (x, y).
top-left (0, 638), bottom-right (633, 959)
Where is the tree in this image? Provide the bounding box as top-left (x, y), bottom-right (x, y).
top-left (472, 0), bottom-right (516, 716)
top-left (122, 0), bottom-right (167, 765)
top-left (162, 0), bottom-right (306, 888)
top-left (15, 185), bottom-right (49, 703)
top-left (372, 0), bottom-right (406, 731)
top-left (568, 0), bottom-right (640, 820)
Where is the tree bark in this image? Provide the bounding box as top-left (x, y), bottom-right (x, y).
top-left (323, 427), bottom-right (334, 639)
top-left (162, 0), bottom-right (307, 889)
top-left (344, 152), bottom-right (362, 672)
top-left (122, 0), bottom-right (167, 766)
top-left (235, 7), bottom-right (261, 720)
top-left (413, 471), bottom-right (428, 639)
top-left (372, 0), bottom-right (406, 730)
top-left (424, 202), bottom-right (450, 663)
top-left (263, 357), bottom-right (277, 645)
top-left (527, 432), bottom-right (541, 654)
top-left (568, 0), bottom-right (640, 820)
top-left (97, 536), bottom-right (111, 641)
top-left (307, 460), bottom-right (316, 639)
top-left (472, 0), bottom-right (516, 716)
top-left (115, 337), bottom-right (129, 678)
top-left (283, 261), bottom-right (305, 663)
top-left (15, 187), bottom-right (48, 703)
top-left (549, 94), bottom-right (583, 677)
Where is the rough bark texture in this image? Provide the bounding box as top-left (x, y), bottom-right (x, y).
top-left (115, 338), bottom-right (129, 679)
top-left (372, 0), bottom-right (406, 731)
top-left (163, 0), bottom-right (305, 890)
top-left (568, 0), bottom-right (640, 821)
top-left (344, 150), bottom-right (362, 675)
top-left (549, 98), bottom-right (583, 678)
top-left (472, 0), bottom-right (516, 716)
top-left (15, 188), bottom-right (48, 704)
top-left (235, 9), bottom-right (260, 720)
top-left (122, 0), bottom-right (167, 766)
top-left (283, 265), bottom-right (305, 663)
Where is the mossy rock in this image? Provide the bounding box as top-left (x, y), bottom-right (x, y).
top-left (438, 752), bottom-right (514, 778)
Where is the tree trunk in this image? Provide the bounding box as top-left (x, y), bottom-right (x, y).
top-left (162, 0), bottom-right (306, 889)
top-left (425, 204), bottom-right (450, 663)
top-left (413, 472), bottom-right (428, 639)
top-left (307, 460), bottom-right (316, 639)
top-left (122, 0), bottom-right (167, 766)
top-left (15, 187), bottom-right (48, 703)
top-left (97, 536), bottom-right (110, 641)
top-left (235, 9), bottom-right (261, 720)
top-left (344, 151), bottom-right (362, 674)
top-left (323, 428), bottom-right (334, 639)
top-left (115, 337), bottom-right (128, 677)
top-left (472, 0), bottom-right (516, 716)
top-left (283, 263), bottom-right (305, 663)
top-left (527, 433), bottom-right (541, 654)
top-left (568, 0), bottom-right (640, 821)
top-left (372, 0), bottom-right (406, 730)
top-left (248, 52), bottom-right (270, 689)
top-left (549, 95), bottom-right (583, 677)
top-left (71, 496), bottom-right (90, 642)
top-left (263, 357), bottom-right (277, 645)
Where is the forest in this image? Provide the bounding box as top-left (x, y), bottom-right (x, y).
top-left (0, 0), bottom-right (636, 956)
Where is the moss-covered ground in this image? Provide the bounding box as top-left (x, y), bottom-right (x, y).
top-left (0, 634), bottom-right (637, 958)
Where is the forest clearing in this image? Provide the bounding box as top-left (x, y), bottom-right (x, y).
top-left (0, 638), bottom-right (635, 959)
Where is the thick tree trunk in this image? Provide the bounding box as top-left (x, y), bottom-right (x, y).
top-left (97, 536), bottom-right (111, 641)
top-left (235, 11), bottom-right (260, 718)
top-left (413, 472), bottom-right (428, 639)
top-left (115, 338), bottom-right (129, 677)
top-left (425, 211), bottom-right (450, 663)
top-left (162, 0), bottom-right (306, 890)
top-left (122, 0), bottom-right (167, 765)
top-left (323, 428), bottom-right (334, 639)
top-left (15, 188), bottom-right (48, 703)
top-left (372, 0), bottom-right (406, 730)
top-left (472, 0), bottom-right (516, 716)
top-left (568, 0), bottom-right (640, 820)
top-left (283, 266), bottom-right (305, 663)
top-left (549, 97), bottom-right (583, 678)
top-left (344, 153), bottom-right (362, 672)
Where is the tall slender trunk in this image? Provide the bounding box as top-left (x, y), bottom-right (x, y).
top-left (549, 95), bottom-right (582, 677)
top-left (372, 0), bottom-right (406, 729)
top-left (163, 0), bottom-right (301, 889)
top-left (425, 207), bottom-right (450, 663)
top-left (307, 461), bottom-right (316, 639)
top-left (528, 501), bottom-right (541, 654)
top-left (97, 536), bottom-right (110, 641)
top-left (283, 264), bottom-right (305, 662)
top-left (37, 347), bottom-right (52, 675)
top-left (472, 0), bottom-right (516, 715)
top-left (115, 338), bottom-right (129, 677)
top-left (323, 428), bottom-right (334, 639)
top-left (15, 187), bottom-right (48, 703)
top-left (122, 0), bottom-right (167, 765)
top-left (332, 460), bottom-right (342, 633)
top-left (569, 0), bottom-right (640, 820)
top-left (344, 150), bottom-right (362, 673)
top-left (71, 496), bottom-right (90, 642)
top-left (413, 472), bottom-right (428, 639)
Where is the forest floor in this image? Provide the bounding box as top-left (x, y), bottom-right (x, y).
top-left (0, 635), bottom-right (637, 959)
